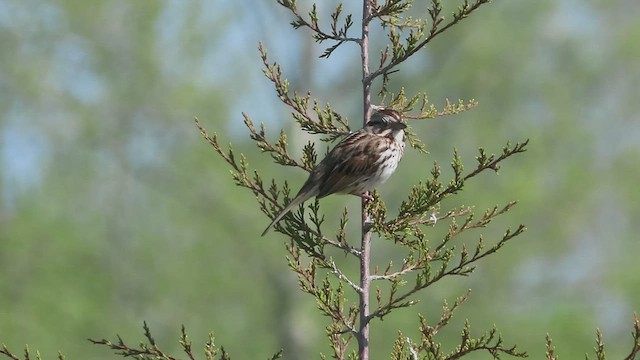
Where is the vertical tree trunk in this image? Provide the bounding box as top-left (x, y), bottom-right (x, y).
top-left (358, 1), bottom-right (373, 359)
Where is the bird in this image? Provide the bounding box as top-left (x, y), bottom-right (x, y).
top-left (261, 108), bottom-right (407, 236)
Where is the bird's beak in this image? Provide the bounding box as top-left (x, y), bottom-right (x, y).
top-left (392, 122), bottom-right (407, 130)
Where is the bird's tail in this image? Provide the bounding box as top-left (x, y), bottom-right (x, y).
top-left (261, 192), bottom-right (313, 236)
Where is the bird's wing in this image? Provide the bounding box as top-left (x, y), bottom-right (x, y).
top-left (317, 132), bottom-right (383, 198)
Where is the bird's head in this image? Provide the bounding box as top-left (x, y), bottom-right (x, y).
top-left (366, 108), bottom-right (407, 136)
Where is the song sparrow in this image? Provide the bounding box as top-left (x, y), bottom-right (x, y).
top-left (261, 108), bottom-right (407, 236)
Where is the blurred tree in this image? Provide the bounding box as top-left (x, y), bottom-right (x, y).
top-left (0, 0), bottom-right (293, 358)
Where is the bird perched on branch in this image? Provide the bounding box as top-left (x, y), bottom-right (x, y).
top-left (262, 108), bottom-right (407, 236)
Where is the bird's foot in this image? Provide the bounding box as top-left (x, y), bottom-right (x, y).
top-left (360, 192), bottom-right (375, 202)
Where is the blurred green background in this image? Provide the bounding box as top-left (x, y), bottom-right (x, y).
top-left (1, 0), bottom-right (639, 359)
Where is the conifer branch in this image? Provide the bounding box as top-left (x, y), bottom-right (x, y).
top-left (368, 223), bottom-right (525, 321)
top-left (389, 293), bottom-right (527, 358)
top-left (329, 257), bottom-right (363, 293)
top-left (623, 312), bottom-right (640, 360)
top-left (260, 43), bottom-right (351, 141)
top-left (377, 140), bottom-right (529, 234)
top-left (369, 0), bottom-right (492, 83)
top-left (546, 313), bottom-right (640, 360)
top-left (546, 334), bottom-right (558, 360)
top-left (0, 345), bottom-right (21, 360)
top-left (276, 1), bottom-right (360, 59)
top-left (87, 322), bottom-right (277, 360)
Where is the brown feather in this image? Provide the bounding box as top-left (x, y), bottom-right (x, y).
top-left (319, 134), bottom-right (387, 197)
